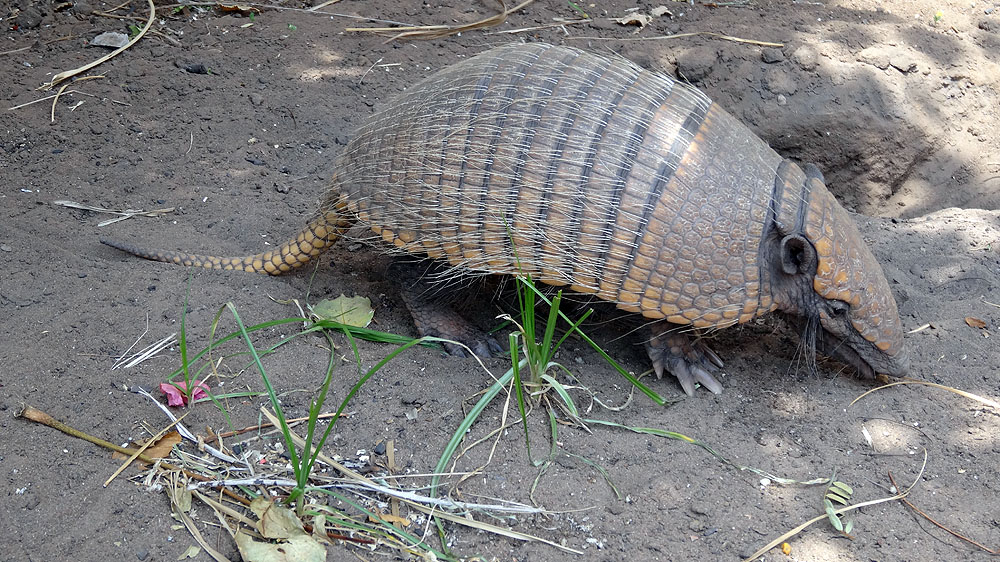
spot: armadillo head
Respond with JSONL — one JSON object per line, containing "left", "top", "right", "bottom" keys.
{"left": 768, "top": 164, "right": 908, "bottom": 378}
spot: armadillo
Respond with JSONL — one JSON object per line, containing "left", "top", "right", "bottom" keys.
{"left": 102, "top": 42, "right": 909, "bottom": 395}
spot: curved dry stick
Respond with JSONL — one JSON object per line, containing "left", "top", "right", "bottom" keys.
{"left": 346, "top": 0, "right": 536, "bottom": 41}
{"left": 15, "top": 404, "right": 249, "bottom": 504}
{"left": 568, "top": 30, "right": 784, "bottom": 48}
{"left": 887, "top": 472, "right": 998, "bottom": 554}
{"left": 849, "top": 379, "right": 1000, "bottom": 410}
{"left": 40, "top": 0, "right": 154, "bottom": 90}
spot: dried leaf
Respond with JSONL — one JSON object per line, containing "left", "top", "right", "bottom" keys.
{"left": 310, "top": 513, "right": 332, "bottom": 545}
{"left": 965, "top": 316, "right": 987, "bottom": 329}
{"left": 251, "top": 497, "right": 306, "bottom": 540}
{"left": 234, "top": 532, "right": 325, "bottom": 562}
{"left": 172, "top": 483, "right": 193, "bottom": 513}
{"left": 369, "top": 512, "right": 411, "bottom": 527}
{"left": 176, "top": 545, "right": 201, "bottom": 559}
{"left": 239, "top": 500, "right": 324, "bottom": 562}
{"left": 312, "top": 294, "right": 374, "bottom": 327}
{"left": 90, "top": 32, "right": 129, "bottom": 49}
{"left": 650, "top": 6, "right": 674, "bottom": 18}
{"left": 217, "top": 3, "right": 260, "bottom": 14}
{"left": 145, "top": 430, "right": 182, "bottom": 459}
{"left": 615, "top": 13, "right": 652, "bottom": 29}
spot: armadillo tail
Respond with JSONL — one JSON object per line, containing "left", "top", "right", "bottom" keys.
{"left": 101, "top": 210, "right": 352, "bottom": 275}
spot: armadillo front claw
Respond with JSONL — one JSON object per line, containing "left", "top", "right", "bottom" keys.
{"left": 442, "top": 333, "right": 505, "bottom": 359}
{"left": 687, "top": 361, "right": 724, "bottom": 395}
{"left": 701, "top": 345, "right": 725, "bottom": 370}
{"left": 646, "top": 325, "right": 724, "bottom": 396}
{"left": 660, "top": 357, "right": 723, "bottom": 396}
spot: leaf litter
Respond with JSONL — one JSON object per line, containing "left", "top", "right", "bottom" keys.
{"left": 16, "top": 390, "right": 572, "bottom": 559}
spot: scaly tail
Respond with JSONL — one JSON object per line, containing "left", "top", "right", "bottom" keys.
{"left": 101, "top": 205, "right": 353, "bottom": 275}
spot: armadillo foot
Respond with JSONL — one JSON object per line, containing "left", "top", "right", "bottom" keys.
{"left": 645, "top": 323, "right": 725, "bottom": 396}
{"left": 390, "top": 260, "right": 504, "bottom": 358}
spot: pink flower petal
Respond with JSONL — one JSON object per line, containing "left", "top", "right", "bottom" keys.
{"left": 190, "top": 380, "right": 210, "bottom": 401}
{"left": 159, "top": 382, "right": 185, "bottom": 406}
{"left": 159, "top": 380, "right": 211, "bottom": 406}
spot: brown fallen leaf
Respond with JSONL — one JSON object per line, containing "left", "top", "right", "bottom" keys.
{"left": 112, "top": 430, "right": 182, "bottom": 460}
{"left": 217, "top": 3, "right": 260, "bottom": 15}
{"left": 615, "top": 13, "right": 652, "bottom": 29}
{"left": 965, "top": 317, "right": 987, "bottom": 329}
{"left": 369, "top": 510, "right": 411, "bottom": 527}
{"left": 146, "top": 430, "right": 183, "bottom": 458}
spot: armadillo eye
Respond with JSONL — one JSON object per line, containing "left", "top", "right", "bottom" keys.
{"left": 828, "top": 299, "right": 850, "bottom": 316}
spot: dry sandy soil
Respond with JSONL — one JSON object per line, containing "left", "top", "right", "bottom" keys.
{"left": 2, "top": 0, "right": 999, "bottom": 560}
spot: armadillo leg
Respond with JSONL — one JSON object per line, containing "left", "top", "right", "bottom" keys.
{"left": 645, "top": 322, "right": 725, "bottom": 395}
{"left": 390, "top": 261, "right": 504, "bottom": 358}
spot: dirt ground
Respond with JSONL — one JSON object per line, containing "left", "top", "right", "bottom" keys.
{"left": 2, "top": 0, "right": 999, "bottom": 560}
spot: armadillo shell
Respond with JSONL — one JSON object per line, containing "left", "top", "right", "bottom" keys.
{"left": 325, "top": 43, "right": 785, "bottom": 329}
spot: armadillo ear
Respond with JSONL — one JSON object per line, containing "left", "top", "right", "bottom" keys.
{"left": 780, "top": 234, "right": 817, "bottom": 275}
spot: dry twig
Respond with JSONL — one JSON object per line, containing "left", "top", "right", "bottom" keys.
{"left": 568, "top": 30, "right": 784, "bottom": 48}
{"left": 7, "top": 90, "right": 130, "bottom": 112}
{"left": 17, "top": 404, "right": 252, "bottom": 505}
{"left": 850, "top": 380, "right": 1000, "bottom": 411}
{"left": 346, "top": 0, "right": 535, "bottom": 41}
{"left": 888, "top": 471, "right": 998, "bottom": 554}
{"left": 53, "top": 200, "right": 175, "bottom": 226}
{"left": 104, "top": 412, "right": 189, "bottom": 487}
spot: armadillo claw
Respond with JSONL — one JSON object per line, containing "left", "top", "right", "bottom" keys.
{"left": 691, "top": 364, "right": 723, "bottom": 395}
{"left": 442, "top": 333, "right": 505, "bottom": 359}
{"left": 667, "top": 358, "right": 697, "bottom": 396}
{"left": 646, "top": 325, "right": 725, "bottom": 396}
{"left": 701, "top": 346, "right": 725, "bottom": 370}
{"left": 664, "top": 358, "right": 723, "bottom": 396}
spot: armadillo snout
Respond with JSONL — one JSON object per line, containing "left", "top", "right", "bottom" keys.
{"left": 804, "top": 178, "right": 907, "bottom": 376}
